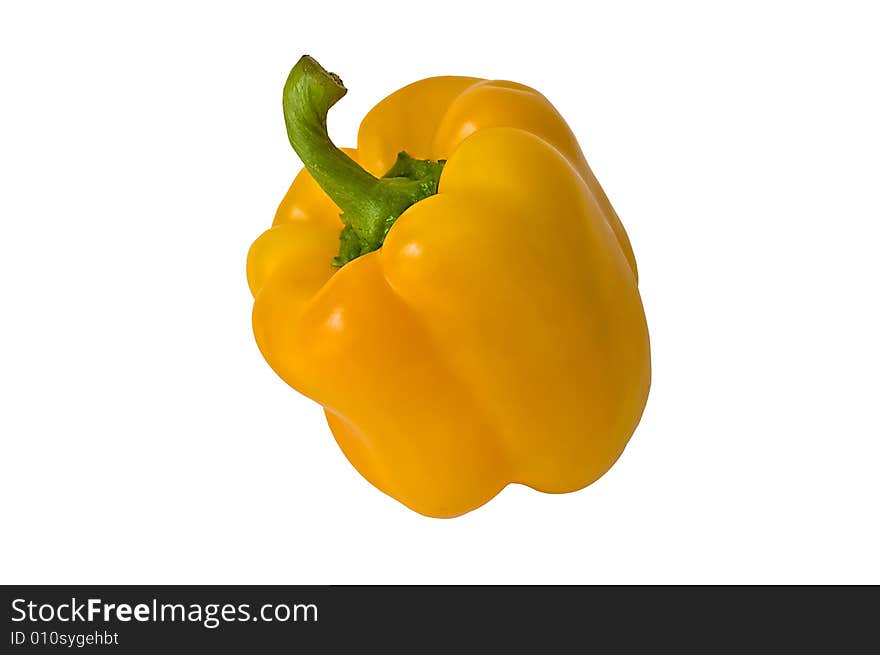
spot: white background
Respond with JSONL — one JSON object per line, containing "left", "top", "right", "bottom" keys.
{"left": 1, "top": 1, "right": 878, "bottom": 584}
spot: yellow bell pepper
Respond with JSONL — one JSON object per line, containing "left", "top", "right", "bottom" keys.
{"left": 247, "top": 56, "right": 651, "bottom": 518}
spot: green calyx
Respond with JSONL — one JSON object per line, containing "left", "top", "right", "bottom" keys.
{"left": 282, "top": 55, "right": 445, "bottom": 267}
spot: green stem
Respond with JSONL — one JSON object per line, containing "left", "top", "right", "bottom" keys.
{"left": 283, "top": 56, "right": 445, "bottom": 266}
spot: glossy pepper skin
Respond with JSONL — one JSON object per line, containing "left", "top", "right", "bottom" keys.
{"left": 247, "top": 57, "right": 650, "bottom": 518}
